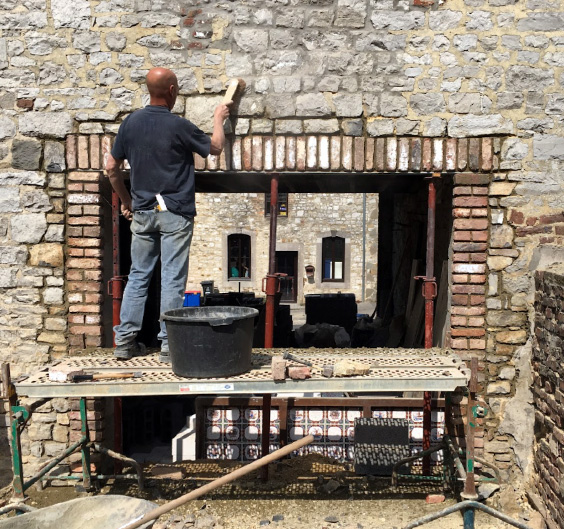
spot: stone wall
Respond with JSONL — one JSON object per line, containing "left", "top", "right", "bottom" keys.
{"left": 532, "top": 267, "right": 564, "bottom": 528}
{"left": 0, "top": 0, "right": 563, "bottom": 499}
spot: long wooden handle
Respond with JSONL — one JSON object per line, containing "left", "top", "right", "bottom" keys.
{"left": 91, "top": 373, "right": 135, "bottom": 380}
{"left": 121, "top": 434, "right": 314, "bottom": 529}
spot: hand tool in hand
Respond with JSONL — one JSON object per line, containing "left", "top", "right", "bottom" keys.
{"left": 282, "top": 351, "right": 313, "bottom": 367}
{"left": 222, "top": 78, "right": 246, "bottom": 104}
{"left": 68, "top": 371, "right": 143, "bottom": 383}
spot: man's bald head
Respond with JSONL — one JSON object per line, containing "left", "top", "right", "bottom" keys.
{"left": 146, "top": 68, "right": 178, "bottom": 109}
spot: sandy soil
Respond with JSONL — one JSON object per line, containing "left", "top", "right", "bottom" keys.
{"left": 0, "top": 455, "right": 534, "bottom": 529}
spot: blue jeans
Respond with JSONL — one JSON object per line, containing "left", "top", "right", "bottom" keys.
{"left": 114, "top": 210, "right": 193, "bottom": 349}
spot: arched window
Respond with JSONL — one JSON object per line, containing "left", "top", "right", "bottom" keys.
{"left": 322, "top": 236, "right": 345, "bottom": 282}
{"left": 227, "top": 234, "right": 251, "bottom": 279}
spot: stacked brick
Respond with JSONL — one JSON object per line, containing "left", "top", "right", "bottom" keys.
{"left": 195, "top": 136, "right": 497, "bottom": 174}
{"left": 65, "top": 135, "right": 105, "bottom": 351}
{"left": 532, "top": 268, "right": 564, "bottom": 528}
{"left": 449, "top": 174, "right": 489, "bottom": 360}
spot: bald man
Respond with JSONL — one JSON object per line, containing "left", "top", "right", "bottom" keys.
{"left": 106, "top": 67, "right": 231, "bottom": 362}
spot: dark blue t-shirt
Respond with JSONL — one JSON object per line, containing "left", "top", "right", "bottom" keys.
{"left": 111, "top": 105, "right": 211, "bottom": 217}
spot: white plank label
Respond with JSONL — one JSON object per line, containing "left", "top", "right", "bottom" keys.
{"left": 179, "top": 383, "right": 234, "bottom": 393}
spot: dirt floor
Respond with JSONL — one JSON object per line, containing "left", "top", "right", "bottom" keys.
{"left": 0, "top": 454, "right": 536, "bottom": 529}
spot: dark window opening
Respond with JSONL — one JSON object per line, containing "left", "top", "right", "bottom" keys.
{"left": 265, "top": 193, "right": 288, "bottom": 217}
{"left": 228, "top": 234, "right": 251, "bottom": 279}
{"left": 322, "top": 236, "right": 345, "bottom": 282}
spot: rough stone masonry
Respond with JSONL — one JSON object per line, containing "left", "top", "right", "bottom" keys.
{"left": 0, "top": 0, "right": 564, "bottom": 518}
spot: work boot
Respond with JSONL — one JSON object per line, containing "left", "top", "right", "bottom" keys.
{"left": 159, "top": 344, "right": 170, "bottom": 364}
{"left": 114, "top": 341, "right": 146, "bottom": 360}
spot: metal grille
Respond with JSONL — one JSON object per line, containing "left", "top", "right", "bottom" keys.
{"left": 15, "top": 348, "right": 470, "bottom": 397}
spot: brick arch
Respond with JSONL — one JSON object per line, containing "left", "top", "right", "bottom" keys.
{"left": 63, "top": 133, "right": 497, "bottom": 353}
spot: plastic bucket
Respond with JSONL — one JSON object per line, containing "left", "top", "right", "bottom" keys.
{"left": 162, "top": 306, "right": 259, "bottom": 378}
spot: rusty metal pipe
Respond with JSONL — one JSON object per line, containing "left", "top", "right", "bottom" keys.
{"left": 264, "top": 174, "right": 279, "bottom": 349}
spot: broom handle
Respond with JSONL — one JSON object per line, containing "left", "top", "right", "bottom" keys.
{"left": 121, "top": 434, "right": 315, "bottom": 529}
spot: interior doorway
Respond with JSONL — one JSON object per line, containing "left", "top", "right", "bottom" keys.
{"left": 275, "top": 251, "right": 298, "bottom": 303}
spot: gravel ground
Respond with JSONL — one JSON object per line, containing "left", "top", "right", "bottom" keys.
{"left": 0, "top": 455, "right": 536, "bottom": 529}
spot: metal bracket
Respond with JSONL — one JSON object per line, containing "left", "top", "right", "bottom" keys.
{"left": 414, "top": 275, "right": 437, "bottom": 300}
{"left": 107, "top": 275, "right": 127, "bottom": 296}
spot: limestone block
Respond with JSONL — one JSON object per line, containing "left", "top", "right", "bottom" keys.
{"left": 176, "top": 69, "right": 198, "bottom": 95}
{"left": 333, "top": 93, "right": 362, "bottom": 117}
{"left": 52, "top": 0, "right": 90, "bottom": 29}
{"left": 0, "top": 187, "right": 21, "bottom": 213}
{"left": 28, "top": 422, "right": 53, "bottom": 441}
{"left": 486, "top": 311, "right": 527, "bottom": 327}
{"left": 487, "top": 381, "right": 511, "bottom": 395}
{"left": 225, "top": 54, "right": 253, "bottom": 77}
{"left": 19, "top": 112, "right": 73, "bottom": 139}
{"left": 186, "top": 95, "right": 221, "bottom": 133}
{"left": 99, "top": 67, "right": 123, "bottom": 85}
{"left": 423, "top": 117, "right": 447, "bottom": 137}
{"left": 234, "top": 29, "right": 268, "bottom": 53}
{"left": 534, "top": 134, "right": 564, "bottom": 160}
{"left": 44, "top": 141, "right": 66, "bottom": 173}
{"left": 429, "top": 10, "right": 463, "bottom": 31}
{"left": 371, "top": 11, "right": 424, "bottom": 31}
{"left": 490, "top": 225, "right": 514, "bottom": 249}
{"left": 0, "top": 68, "right": 36, "bottom": 89}
{"left": 110, "top": 88, "right": 134, "bottom": 110}
{"left": 506, "top": 66, "right": 554, "bottom": 91}
{"left": 29, "top": 243, "right": 63, "bottom": 267}
{"left": 275, "top": 119, "right": 302, "bottom": 134}
{"left": 342, "top": 119, "right": 364, "bottom": 136}
{"left": 39, "top": 62, "right": 66, "bottom": 85}
{"left": 517, "top": 12, "right": 564, "bottom": 31}
{"left": 21, "top": 190, "right": 52, "bottom": 213}
{"left": 44, "top": 441, "right": 67, "bottom": 457}
{"left": 73, "top": 32, "right": 101, "bottom": 53}
{"left": 0, "top": 269, "right": 17, "bottom": 288}
{"left": 367, "top": 119, "right": 394, "bottom": 136}
{"left": 52, "top": 425, "right": 69, "bottom": 443}
{"left": 252, "top": 119, "right": 273, "bottom": 133}
{"left": 272, "top": 77, "right": 300, "bottom": 93}
{"left": 12, "top": 140, "right": 42, "bottom": 171}
{"left": 488, "top": 256, "right": 514, "bottom": 271}
{"left": 496, "top": 330, "right": 527, "bottom": 344}
{"left": 546, "top": 94, "right": 564, "bottom": 114}
{"left": 0, "top": 115, "right": 16, "bottom": 140}
{"left": 411, "top": 93, "right": 446, "bottom": 115}
{"left": 234, "top": 118, "right": 250, "bottom": 135}
{"left": 106, "top": 32, "right": 127, "bottom": 51}
{"left": 43, "top": 287, "right": 64, "bottom": 305}
{"left": 497, "top": 93, "right": 523, "bottom": 110}
{"left": 45, "top": 224, "right": 64, "bottom": 242}
{"left": 501, "top": 138, "right": 528, "bottom": 161}
{"left": 0, "top": 245, "right": 28, "bottom": 264}
{"left": 448, "top": 114, "right": 513, "bottom": 138}
{"left": 296, "top": 93, "right": 331, "bottom": 117}
{"left": 499, "top": 367, "right": 516, "bottom": 380}
{"left": 490, "top": 182, "right": 517, "bottom": 196}
{"left": 10, "top": 213, "right": 47, "bottom": 243}
{"left": 304, "top": 119, "right": 339, "bottom": 134}
{"left": 334, "top": 0, "right": 367, "bottom": 28}
{"left": 380, "top": 92, "right": 407, "bottom": 117}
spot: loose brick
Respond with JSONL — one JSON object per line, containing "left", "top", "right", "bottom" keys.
{"left": 342, "top": 136, "right": 353, "bottom": 171}
{"left": 307, "top": 135, "right": 317, "bottom": 170}
{"left": 398, "top": 137, "right": 409, "bottom": 172}
{"left": 453, "top": 196, "right": 488, "bottom": 208}
{"left": 286, "top": 137, "right": 296, "bottom": 170}
{"left": 354, "top": 137, "right": 365, "bottom": 171}
{"left": 411, "top": 138, "right": 421, "bottom": 171}
{"left": 422, "top": 138, "right": 432, "bottom": 171}
{"left": 243, "top": 137, "right": 253, "bottom": 171}
{"left": 375, "top": 138, "right": 385, "bottom": 171}
{"left": 68, "top": 171, "right": 102, "bottom": 182}
{"left": 365, "top": 138, "right": 374, "bottom": 171}
{"left": 275, "top": 136, "right": 286, "bottom": 170}
{"left": 451, "top": 327, "right": 485, "bottom": 337}
{"left": 296, "top": 136, "right": 307, "bottom": 171}
{"left": 330, "top": 136, "right": 341, "bottom": 170}
{"left": 252, "top": 136, "right": 263, "bottom": 171}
